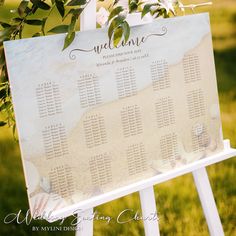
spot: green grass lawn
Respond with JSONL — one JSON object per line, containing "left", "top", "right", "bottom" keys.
{"left": 0, "top": 0, "right": 236, "bottom": 235}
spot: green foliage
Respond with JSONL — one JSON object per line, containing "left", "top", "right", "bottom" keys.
{"left": 67, "top": 0, "right": 87, "bottom": 6}
{"left": 108, "top": 6, "right": 124, "bottom": 21}
{"left": 142, "top": 3, "right": 155, "bottom": 18}
{"left": 31, "top": 0, "right": 51, "bottom": 11}
{"left": 107, "top": 5, "right": 129, "bottom": 46}
{"left": 55, "top": 0, "right": 65, "bottom": 17}
{"left": 129, "top": 0, "right": 140, "bottom": 12}
{"left": 25, "top": 19, "right": 43, "bottom": 25}
{"left": 17, "top": 1, "right": 29, "bottom": 17}
{"left": 48, "top": 24, "right": 69, "bottom": 33}
{"left": 63, "top": 30, "right": 75, "bottom": 49}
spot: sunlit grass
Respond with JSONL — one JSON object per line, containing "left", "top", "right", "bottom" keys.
{"left": 0, "top": 0, "right": 236, "bottom": 235}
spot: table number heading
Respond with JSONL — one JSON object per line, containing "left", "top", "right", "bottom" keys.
{"left": 69, "top": 26, "right": 168, "bottom": 58}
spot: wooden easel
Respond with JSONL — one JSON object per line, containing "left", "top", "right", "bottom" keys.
{"left": 48, "top": 1, "right": 236, "bottom": 235}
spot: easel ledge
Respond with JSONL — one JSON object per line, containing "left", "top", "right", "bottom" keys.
{"left": 48, "top": 139, "right": 236, "bottom": 223}
{"left": 50, "top": 141, "right": 235, "bottom": 236}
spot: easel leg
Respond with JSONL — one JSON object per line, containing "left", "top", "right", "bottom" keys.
{"left": 139, "top": 187, "right": 160, "bottom": 236}
{"left": 192, "top": 167, "right": 224, "bottom": 236}
{"left": 75, "top": 208, "right": 93, "bottom": 236}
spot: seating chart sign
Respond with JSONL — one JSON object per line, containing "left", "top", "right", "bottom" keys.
{"left": 4, "top": 13, "right": 223, "bottom": 219}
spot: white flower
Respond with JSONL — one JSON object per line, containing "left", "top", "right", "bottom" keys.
{"left": 141, "top": 0, "right": 157, "bottom": 4}
{"left": 116, "top": 0, "right": 129, "bottom": 10}
{"left": 118, "top": 9, "right": 128, "bottom": 19}
{"left": 159, "top": 0, "right": 175, "bottom": 14}
{"left": 96, "top": 7, "right": 110, "bottom": 27}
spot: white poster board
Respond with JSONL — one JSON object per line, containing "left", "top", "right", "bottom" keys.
{"left": 4, "top": 13, "right": 223, "bottom": 220}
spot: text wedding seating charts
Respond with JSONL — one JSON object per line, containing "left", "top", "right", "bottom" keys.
{"left": 4, "top": 13, "right": 223, "bottom": 219}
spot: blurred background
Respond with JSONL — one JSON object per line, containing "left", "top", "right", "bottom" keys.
{"left": 0, "top": 0, "right": 235, "bottom": 235}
